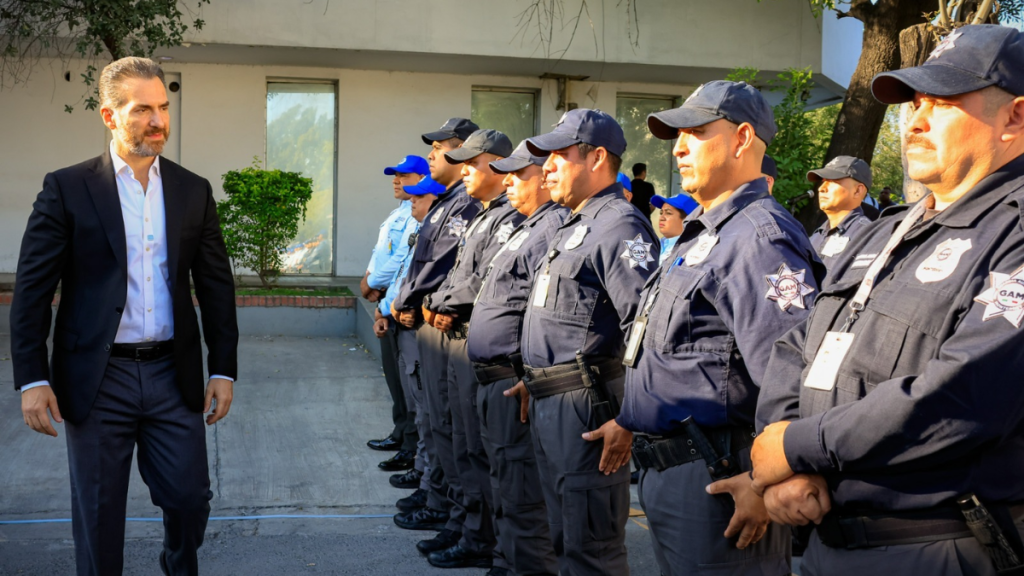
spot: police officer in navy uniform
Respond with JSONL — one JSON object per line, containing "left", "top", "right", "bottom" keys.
{"left": 421, "top": 129, "right": 526, "bottom": 570}
{"left": 753, "top": 24, "right": 1024, "bottom": 576}
{"left": 468, "top": 140, "right": 567, "bottom": 576}
{"left": 512, "top": 109, "right": 658, "bottom": 575}
{"left": 613, "top": 80, "right": 822, "bottom": 576}
{"left": 807, "top": 156, "right": 874, "bottom": 271}
{"left": 392, "top": 118, "right": 481, "bottom": 544}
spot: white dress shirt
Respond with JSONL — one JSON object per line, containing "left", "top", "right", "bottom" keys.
{"left": 21, "top": 142, "right": 230, "bottom": 392}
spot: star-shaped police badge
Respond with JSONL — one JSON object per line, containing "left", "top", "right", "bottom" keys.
{"left": 447, "top": 215, "right": 468, "bottom": 237}
{"left": 496, "top": 221, "right": 515, "bottom": 244}
{"left": 928, "top": 28, "right": 963, "bottom": 61}
{"left": 621, "top": 234, "right": 655, "bottom": 270}
{"left": 764, "top": 263, "right": 815, "bottom": 312}
{"left": 974, "top": 264, "right": 1024, "bottom": 328}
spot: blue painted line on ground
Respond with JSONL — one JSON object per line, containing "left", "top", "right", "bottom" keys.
{"left": 0, "top": 514, "right": 394, "bottom": 525}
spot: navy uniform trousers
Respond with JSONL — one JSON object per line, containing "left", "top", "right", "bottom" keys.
{"left": 417, "top": 323, "right": 467, "bottom": 530}
{"left": 478, "top": 375, "right": 558, "bottom": 575}
{"left": 380, "top": 321, "right": 417, "bottom": 451}
{"left": 396, "top": 326, "right": 434, "bottom": 494}
{"left": 65, "top": 354, "right": 212, "bottom": 576}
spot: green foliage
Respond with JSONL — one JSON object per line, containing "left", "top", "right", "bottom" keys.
{"left": 218, "top": 158, "right": 314, "bottom": 288}
{"left": 727, "top": 66, "right": 822, "bottom": 210}
{"left": 1, "top": 1, "right": 209, "bottom": 112}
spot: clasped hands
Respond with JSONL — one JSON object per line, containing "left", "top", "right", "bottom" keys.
{"left": 750, "top": 421, "right": 832, "bottom": 527}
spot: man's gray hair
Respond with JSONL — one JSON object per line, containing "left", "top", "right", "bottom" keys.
{"left": 98, "top": 57, "right": 165, "bottom": 109}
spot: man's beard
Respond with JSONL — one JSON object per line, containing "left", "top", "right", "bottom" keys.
{"left": 118, "top": 124, "right": 169, "bottom": 157}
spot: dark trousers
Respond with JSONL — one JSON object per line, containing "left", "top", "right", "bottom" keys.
{"left": 446, "top": 337, "right": 496, "bottom": 555}
{"left": 529, "top": 375, "right": 630, "bottom": 575}
{"left": 396, "top": 327, "right": 432, "bottom": 489}
{"left": 802, "top": 519, "right": 1024, "bottom": 576}
{"left": 417, "top": 324, "right": 464, "bottom": 527}
{"left": 637, "top": 448, "right": 790, "bottom": 576}
{"left": 479, "top": 376, "right": 558, "bottom": 575}
{"left": 380, "top": 322, "right": 417, "bottom": 451}
{"left": 65, "top": 355, "right": 212, "bottom": 576}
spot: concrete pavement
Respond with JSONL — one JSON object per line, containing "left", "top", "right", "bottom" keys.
{"left": 0, "top": 335, "right": 664, "bottom": 575}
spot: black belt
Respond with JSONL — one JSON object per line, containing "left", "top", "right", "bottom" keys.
{"left": 473, "top": 362, "right": 518, "bottom": 385}
{"left": 110, "top": 340, "right": 174, "bottom": 362}
{"left": 817, "top": 504, "right": 1024, "bottom": 549}
{"left": 447, "top": 321, "right": 470, "bottom": 340}
{"left": 632, "top": 425, "right": 756, "bottom": 472}
{"left": 522, "top": 357, "right": 624, "bottom": 399}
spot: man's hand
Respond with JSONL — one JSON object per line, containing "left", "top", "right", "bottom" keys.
{"left": 503, "top": 380, "right": 530, "bottom": 423}
{"left": 706, "top": 472, "right": 771, "bottom": 550}
{"left": 751, "top": 421, "right": 794, "bottom": 495}
{"left": 373, "top": 317, "right": 389, "bottom": 338}
{"left": 366, "top": 289, "right": 382, "bottom": 303}
{"left": 422, "top": 306, "right": 437, "bottom": 328}
{"left": 763, "top": 474, "right": 831, "bottom": 526}
{"left": 582, "top": 419, "right": 633, "bottom": 475}
{"left": 398, "top": 309, "right": 418, "bottom": 329}
{"left": 204, "top": 378, "right": 234, "bottom": 425}
{"left": 21, "top": 386, "right": 62, "bottom": 437}
{"left": 359, "top": 273, "right": 372, "bottom": 299}
{"left": 433, "top": 313, "right": 457, "bottom": 332}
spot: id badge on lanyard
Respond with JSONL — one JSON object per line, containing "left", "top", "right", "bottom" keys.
{"left": 623, "top": 286, "right": 660, "bottom": 367}
{"left": 804, "top": 199, "right": 929, "bottom": 391}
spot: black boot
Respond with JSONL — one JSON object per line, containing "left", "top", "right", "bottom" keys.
{"left": 390, "top": 468, "right": 422, "bottom": 489}
{"left": 416, "top": 528, "right": 461, "bottom": 555}
{"left": 428, "top": 545, "right": 493, "bottom": 569}
{"left": 396, "top": 488, "right": 427, "bottom": 512}
{"left": 366, "top": 436, "right": 401, "bottom": 451}
{"left": 378, "top": 449, "right": 416, "bottom": 471}
{"left": 393, "top": 506, "right": 449, "bottom": 531}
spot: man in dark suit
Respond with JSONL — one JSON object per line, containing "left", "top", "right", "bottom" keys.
{"left": 12, "top": 57, "right": 238, "bottom": 576}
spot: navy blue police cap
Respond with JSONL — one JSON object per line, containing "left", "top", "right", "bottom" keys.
{"left": 648, "top": 80, "right": 778, "bottom": 145}
{"left": 421, "top": 118, "right": 480, "bottom": 145}
{"left": 873, "top": 24, "right": 1024, "bottom": 104}
{"left": 404, "top": 176, "right": 447, "bottom": 196}
{"left": 761, "top": 155, "right": 778, "bottom": 180}
{"left": 490, "top": 140, "right": 547, "bottom": 174}
{"left": 808, "top": 155, "right": 873, "bottom": 189}
{"left": 526, "top": 108, "right": 627, "bottom": 157}
{"left": 651, "top": 193, "right": 699, "bottom": 215}
{"left": 444, "top": 129, "right": 514, "bottom": 164}
{"left": 383, "top": 155, "right": 429, "bottom": 176}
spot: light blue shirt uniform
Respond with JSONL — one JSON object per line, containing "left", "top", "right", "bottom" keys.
{"left": 379, "top": 218, "right": 421, "bottom": 317}
{"left": 366, "top": 200, "right": 412, "bottom": 289}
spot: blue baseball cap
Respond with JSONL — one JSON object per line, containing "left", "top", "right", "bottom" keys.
{"left": 384, "top": 155, "right": 429, "bottom": 176}
{"left": 648, "top": 81, "right": 778, "bottom": 145}
{"left": 403, "top": 176, "right": 446, "bottom": 196}
{"left": 421, "top": 117, "right": 480, "bottom": 145}
{"left": 617, "top": 172, "right": 633, "bottom": 192}
{"left": 761, "top": 155, "right": 778, "bottom": 180}
{"left": 651, "top": 194, "right": 699, "bottom": 215}
{"left": 490, "top": 140, "right": 546, "bottom": 174}
{"left": 526, "top": 108, "right": 627, "bottom": 157}
{"left": 873, "top": 25, "right": 1024, "bottom": 104}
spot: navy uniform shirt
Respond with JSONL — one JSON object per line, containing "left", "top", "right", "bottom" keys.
{"left": 617, "top": 179, "right": 823, "bottom": 434}
{"left": 521, "top": 184, "right": 658, "bottom": 368}
{"left": 430, "top": 193, "right": 525, "bottom": 319}
{"left": 468, "top": 201, "right": 569, "bottom": 364}
{"left": 758, "top": 153, "right": 1024, "bottom": 511}
{"left": 809, "top": 206, "right": 873, "bottom": 270}
{"left": 393, "top": 180, "right": 482, "bottom": 311}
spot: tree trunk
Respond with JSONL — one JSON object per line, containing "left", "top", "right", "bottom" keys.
{"left": 898, "top": 23, "right": 937, "bottom": 203}
{"left": 794, "top": 0, "right": 935, "bottom": 231}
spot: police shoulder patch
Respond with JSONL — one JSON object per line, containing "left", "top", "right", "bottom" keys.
{"left": 447, "top": 215, "right": 468, "bottom": 237}
{"left": 765, "top": 263, "right": 815, "bottom": 312}
{"left": 974, "top": 264, "right": 1024, "bottom": 328}
{"left": 496, "top": 221, "right": 515, "bottom": 244}
{"left": 620, "top": 234, "right": 655, "bottom": 270}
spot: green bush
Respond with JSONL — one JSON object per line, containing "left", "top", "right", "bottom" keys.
{"left": 218, "top": 158, "right": 314, "bottom": 288}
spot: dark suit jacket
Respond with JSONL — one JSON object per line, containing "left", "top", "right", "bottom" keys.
{"left": 630, "top": 179, "right": 655, "bottom": 219}
{"left": 10, "top": 151, "right": 238, "bottom": 423}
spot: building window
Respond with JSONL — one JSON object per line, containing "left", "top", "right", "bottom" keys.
{"left": 616, "top": 94, "right": 680, "bottom": 204}
{"left": 471, "top": 87, "right": 538, "bottom": 148}
{"left": 266, "top": 82, "right": 337, "bottom": 275}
